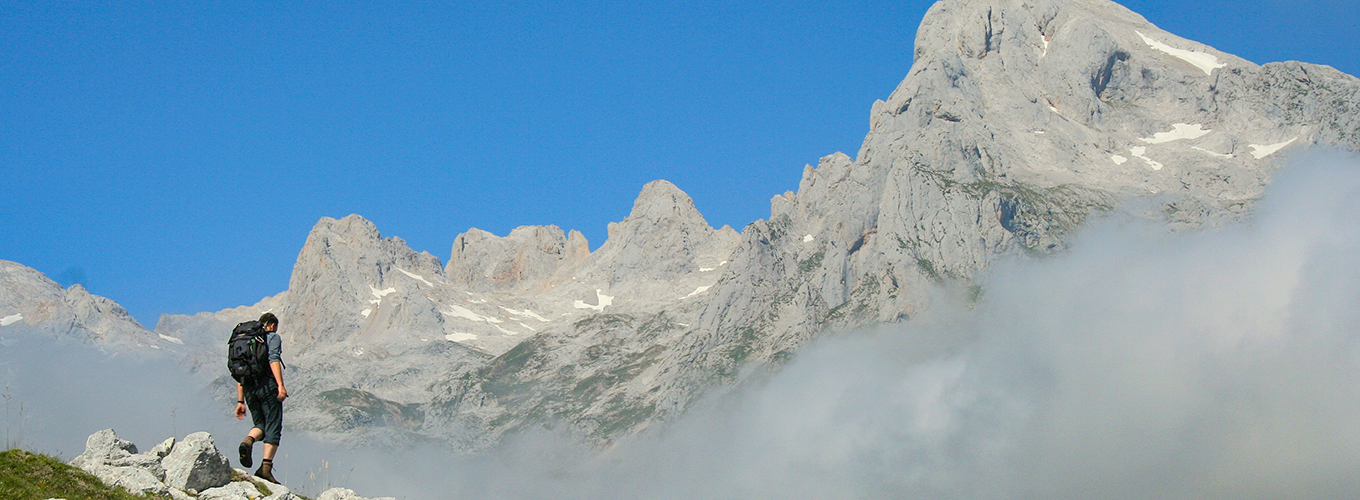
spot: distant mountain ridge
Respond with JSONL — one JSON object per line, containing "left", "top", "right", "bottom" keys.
{"left": 3, "top": 0, "right": 1357, "bottom": 449}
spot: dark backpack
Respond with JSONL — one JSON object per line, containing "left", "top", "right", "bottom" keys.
{"left": 227, "top": 321, "right": 271, "bottom": 386}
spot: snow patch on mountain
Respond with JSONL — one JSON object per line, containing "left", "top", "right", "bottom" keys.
{"left": 1250, "top": 138, "right": 1299, "bottom": 159}
{"left": 1129, "top": 146, "right": 1164, "bottom": 170}
{"left": 574, "top": 289, "right": 614, "bottom": 312}
{"left": 1137, "top": 31, "right": 1226, "bottom": 75}
{"left": 444, "top": 304, "right": 502, "bottom": 323}
{"left": 1194, "top": 147, "right": 1234, "bottom": 158}
{"left": 500, "top": 307, "right": 549, "bottom": 322}
{"left": 395, "top": 267, "right": 434, "bottom": 287}
{"left": 1140, "top": 123, "right": 1211, "bottom": 144}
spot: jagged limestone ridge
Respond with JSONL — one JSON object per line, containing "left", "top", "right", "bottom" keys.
{"left": 0, "top": 260, "right": 162, "bottom": 350}
{"left": 446, "top": 225, "right": 589, "bottom": 293}
{"left": 465, "top": 0, "right": 1360, "bottom": 442}
{"left": 422, "top": 180, "right": 742, "bottom": 447}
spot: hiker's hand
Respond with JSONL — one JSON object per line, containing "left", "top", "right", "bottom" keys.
{"left": 235, "top": 403, "right": 246, "bottom": 420}
{"left": 277, "top": 387, "right": 288, "bottom": 401}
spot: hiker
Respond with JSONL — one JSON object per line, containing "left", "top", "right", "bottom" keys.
{"left": 231, "top": 312, "right": 287, "bottom": 483}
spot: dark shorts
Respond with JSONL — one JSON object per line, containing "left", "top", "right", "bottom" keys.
{"left": 245, "top": 380, "right": 283, "bottom": 446}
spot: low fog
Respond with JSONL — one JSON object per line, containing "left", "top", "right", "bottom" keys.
{"left": 4, "top": 152, "right": 1358, "bottom": 499}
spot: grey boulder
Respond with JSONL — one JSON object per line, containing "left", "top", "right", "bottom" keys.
{"left": 68, "top": 428, "right": 138, "bottom": 471}
{"left": 89, "top": 466, "right": 170, "bottom": 497}
{"left": 67, "top": 429, "right": 171, "bottom": 496}
{"left": 161, "top": 431, "right": 232, "bottom": 492}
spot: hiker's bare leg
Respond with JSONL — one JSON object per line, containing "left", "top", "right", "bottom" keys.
{"left": 248, "top": 428, "right": 264, "bottom": 441}
{"left": 263, "top": 443, "right": 277, "bottom": 460}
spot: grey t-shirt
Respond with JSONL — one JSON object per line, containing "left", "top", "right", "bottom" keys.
{"left": 266, "top": 331, "right": 282, "bottom": 365}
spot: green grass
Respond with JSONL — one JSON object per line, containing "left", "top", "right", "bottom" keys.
{"left": 0, "top": 449, "right": 165, "bottom": 500}
{"left": 798, "top": 250, "right": 825, "bottom": 274}
{"left": 592, "top": 399, "right": 657, "bottom": 438}
{"left": 316, "top": 388, "right": 425, "bottom": 430}
{"left": 723, "top": 326, "right": 763, "bottom": 363}
{"left": 0, "top": 449, "right": 318, "bottom": 500}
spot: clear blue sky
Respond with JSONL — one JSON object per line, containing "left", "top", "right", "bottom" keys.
{"left": 2, "top": 0, "right": 1356, "bottom": 328}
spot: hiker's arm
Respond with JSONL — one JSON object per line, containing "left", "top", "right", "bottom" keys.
{"left": 266, "top": 331, "right": 285, "bottom": 401}
{"left": 235, "top": 383, "right": 246, "bottom": 419}
{"left": 271, "top": 361, "right": 287, "bottom": 401}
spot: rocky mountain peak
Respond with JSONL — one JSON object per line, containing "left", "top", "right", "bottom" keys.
{"left": 446, "top": 225, "right": 589, "bottom": 293}
{"left": 614, "top": 180, "right": 707, "bottom": 234}
{"left": 589, "top": 180, "right": 739, "bottom": 284}
{"left": 308, "top": 214, "right": 383, "bottom": 245}
{"left": 0, "top": 260, "right": 159, "bottom": 350}
{"left": 914, "top": 0, "right": 1154, "bottom": 63}
{"left": 678, "top": 0, "right": 1359, "bottom": 445}
{"left": 283, "top": 215, "right": 448, "bottom": 349}
{"left": 902, "top": 0, "right": 1254, "bottom": 143}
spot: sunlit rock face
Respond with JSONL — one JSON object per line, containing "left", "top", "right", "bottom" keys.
{"left": 0, "top": 260, "right": 162, "bottom": 351}
{"left": 668, "top": 0, "right": 1359, "bottom": 429}
{"left": 446, "top": 225, "right": 589, "bottom": 294}
{"left": 8, "top": 0, "right": 1357, "bottom": 450}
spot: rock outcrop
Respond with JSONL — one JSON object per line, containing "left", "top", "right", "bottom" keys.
{"left": 162, "top": 432, "right": 232, "bottom": 492}
{"left": 446, "top": 225, "right": 589, "bottom": 293}
{"left": 68, "top": 429, "right": 169, "bottom": 497}
{"left": 68, "top": 429, "right": 389, "bottom": 500}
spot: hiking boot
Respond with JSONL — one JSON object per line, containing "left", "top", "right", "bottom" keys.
{"left": 238, "top": 441, "right": 253, "bottom": 468}
{"left": 254, "top": 460, "right": 277, "bottom": 483}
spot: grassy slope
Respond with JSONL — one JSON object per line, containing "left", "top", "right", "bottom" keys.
{"left": 1, "top": 448, "right": 317, "bottom": 500}
{"left": 0, "top": 449, "right": 163, "bottom": 500}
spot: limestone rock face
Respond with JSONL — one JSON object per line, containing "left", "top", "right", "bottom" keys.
{"left": 69, "top": 428, "right": 139, "bottom": 470}
{"left": 660, "top": 0, "right": 1360, "bottom": 406}
{"left": 446, "top": 225, "right": 589, "bottom": 293}
{"left": 65, "top": 429, "right": 318, "bottom": 500}
{"left": 0, "top": 262, "right": 161, "bottom": 350}
{"left": 428, "top": 0, "right": 1359, "bottom": 447}
{"left": 69, "top": 429, "right": 169, "bottom": 497}
{"left": 281, "top": 215, "right": 449, "bottom": 350}
{"left": 199, "top": 478, "right": 300, "bottom": 500}
{"left": 197, "top": 482, "right": 264, "bottom": 500}
{"left": 585, "top": 180, "right": 740, "bottom": 286}
{"left": 161, "top": 432, "right": 232, "bottom": 492}
{"left": 93, "top": 466, "right": 170, "bottom": 497}
{"left": 157, "top": 180, "right": 741, "bottom": 448}
{"left": 148, "top": 437, "right": 176, "bottom": 459}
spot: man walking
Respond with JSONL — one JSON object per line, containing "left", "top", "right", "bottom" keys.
{"left": 232, "top": 312, "right": 287, "bottom": 483}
